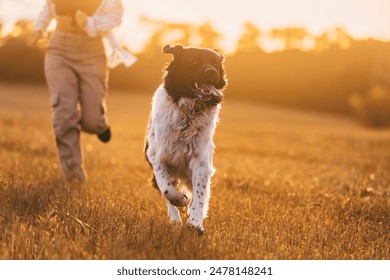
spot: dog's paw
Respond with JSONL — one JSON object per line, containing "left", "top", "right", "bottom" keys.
{"left": 187, "top": 223, "right": 204, "bottom": 236}
{"left": 168, "top": 194, "right": 188, "bottom": 207}
{"left": 187, "top": 217, "right": 204, "bottom": 236}
{"left": 195, "top": 226, "right": 204, "bottom": 236}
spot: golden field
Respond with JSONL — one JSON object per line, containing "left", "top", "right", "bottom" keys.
{"left": 0, "top": 83, "right": 389, "bottom": 260}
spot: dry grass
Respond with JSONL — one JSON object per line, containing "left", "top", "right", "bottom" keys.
{"left": 0, "top": 83, "right": 389, "bottom": 260}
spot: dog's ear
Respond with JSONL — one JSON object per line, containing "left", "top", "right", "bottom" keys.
{"left": 162, "top": 44, "right": 184, "bottom": 56}
{"left": 213, "top": 48, "right": 225, "bottom": 62}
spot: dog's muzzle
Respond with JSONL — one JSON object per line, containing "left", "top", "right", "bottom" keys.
{"left": 188, "top": 79, "right": 223, "bottom": 108}
{"left": 195, "top": 82, "right": 223, "bottom": 106}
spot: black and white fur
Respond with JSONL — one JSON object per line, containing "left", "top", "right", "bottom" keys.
{"left": 145, "top": 44, "right": 227, "bottom": 234}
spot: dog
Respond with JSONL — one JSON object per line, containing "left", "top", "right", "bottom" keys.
{"left": 145, "top": 44, "right": 227, "bottom": 234}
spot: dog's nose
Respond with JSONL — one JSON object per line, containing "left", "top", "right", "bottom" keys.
{"left": 204, "top": 66, "right": 219, "bottom": 81}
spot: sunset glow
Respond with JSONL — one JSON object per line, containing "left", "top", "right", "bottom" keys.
{"left": 1, "top": 0, "right": 390, "bottom": 52}
{"left": 1, "top": 0, "right": 390, "bottom": 266}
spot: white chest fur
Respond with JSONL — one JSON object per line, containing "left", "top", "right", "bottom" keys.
{"left": 147, "top": 85, "right": 220, "bottom": 174}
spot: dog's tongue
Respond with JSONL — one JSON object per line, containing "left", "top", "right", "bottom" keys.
{"left": 197, "top": 83, "right": 223, "bottom": 104}
{"left": 198, "top": 83, "right": 216, "bottom": 93}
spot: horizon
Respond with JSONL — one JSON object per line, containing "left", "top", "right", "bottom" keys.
{"left": 1, "top": 0, "right": 390, "bottom": 52}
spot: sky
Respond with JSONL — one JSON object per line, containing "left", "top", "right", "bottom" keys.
{"left": 0, "top": 0, "right": 390, "bottom": 52}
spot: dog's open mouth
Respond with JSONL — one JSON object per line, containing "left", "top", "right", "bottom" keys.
{"left": 189, "top": 82, "right": 223, "bottom": 105}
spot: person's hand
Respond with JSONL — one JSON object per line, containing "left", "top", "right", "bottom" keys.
{"left": 75, "top": 10, "right": 88, "bottom": 29}
{"left": 28, "top": 30, "right": 43, "bottom": 47}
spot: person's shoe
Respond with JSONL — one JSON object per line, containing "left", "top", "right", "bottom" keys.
{"left": 97, "top": 127, "right": 111, "bottom": 143}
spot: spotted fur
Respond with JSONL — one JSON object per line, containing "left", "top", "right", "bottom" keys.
{"left": 145, "top": 44, "right": 227, "bottom": 234}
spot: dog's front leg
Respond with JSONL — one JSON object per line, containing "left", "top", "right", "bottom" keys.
{"left": 165, "top": 199, "right": 182, "bottom": 224}
{"left": 188, "top": 159, "right": 212, "bottom": 234}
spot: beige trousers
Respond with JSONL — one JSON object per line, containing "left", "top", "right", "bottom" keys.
{"left": 45, "top": 31, "right": 109, "bottom": 181}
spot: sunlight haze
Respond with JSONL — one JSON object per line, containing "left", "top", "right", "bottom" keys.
{"left": 0, "top": 0, "right": 389, "bottom": 52}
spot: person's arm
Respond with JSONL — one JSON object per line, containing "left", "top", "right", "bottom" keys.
{"left": 29, "top": 1, "right": 53, "bottom": 46}
{"left": 33, "top": 1, "right": 53, "bottom": 31}
{"left": 76, "top": 0, "right": 123, "bottom": 38}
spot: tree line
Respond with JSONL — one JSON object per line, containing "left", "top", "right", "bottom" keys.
{"left": 1, "top": 19, "right": 390, "bottom": 126}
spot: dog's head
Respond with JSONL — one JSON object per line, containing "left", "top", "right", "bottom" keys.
{"left": 163, "top": 44, "right": 227, "bottom": 105}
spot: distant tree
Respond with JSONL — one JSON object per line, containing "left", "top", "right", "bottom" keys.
{"left": 166, "top": 23, "right": 192, "bottom": 46}
{"left": 314, "top": 28, "right": 354, "bottom": 52}
{"left": 332, "top": 27, "right": 353, "bottom": 49}
{"left": 271, "top": 27, "right": 309, "bottom": 50}
{"left": 141, "top": 17, "right": 193, "bottom": 54}
{"left": 142, "top": 27, "right": 166, "bottom": 55}
{"left": 314, "top": 31, "right": 332, "bottom": 51}
{"left": 198, "top": 22, "right": 220, "bottom": 49}
{"left": 236, "top": 22, "right": 262, "bottom": 53}
{"left": 316, "top": 28, "right": 353, "bottom": 51}
{"left": 11, "top": 20, "right": 33, "bottom": 38}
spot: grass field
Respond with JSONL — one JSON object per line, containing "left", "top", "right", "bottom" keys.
{"left": 0, "top": 83, "right": 389, "bottom": 260}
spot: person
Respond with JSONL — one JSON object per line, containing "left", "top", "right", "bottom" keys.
{"left": 30, "top": 0, "right": 136, "bottom": 182}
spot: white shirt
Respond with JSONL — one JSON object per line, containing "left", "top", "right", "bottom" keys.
{"left": 33, "top": 0, "right": 137, "bottom": 68}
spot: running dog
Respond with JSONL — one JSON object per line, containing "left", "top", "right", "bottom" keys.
{"left": 145, "top": 44, "right": 227, "bottom": 234}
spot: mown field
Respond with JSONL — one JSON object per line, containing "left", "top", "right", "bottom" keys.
{"left": 0, "top": 83, "right": 389, "bottom": 260}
